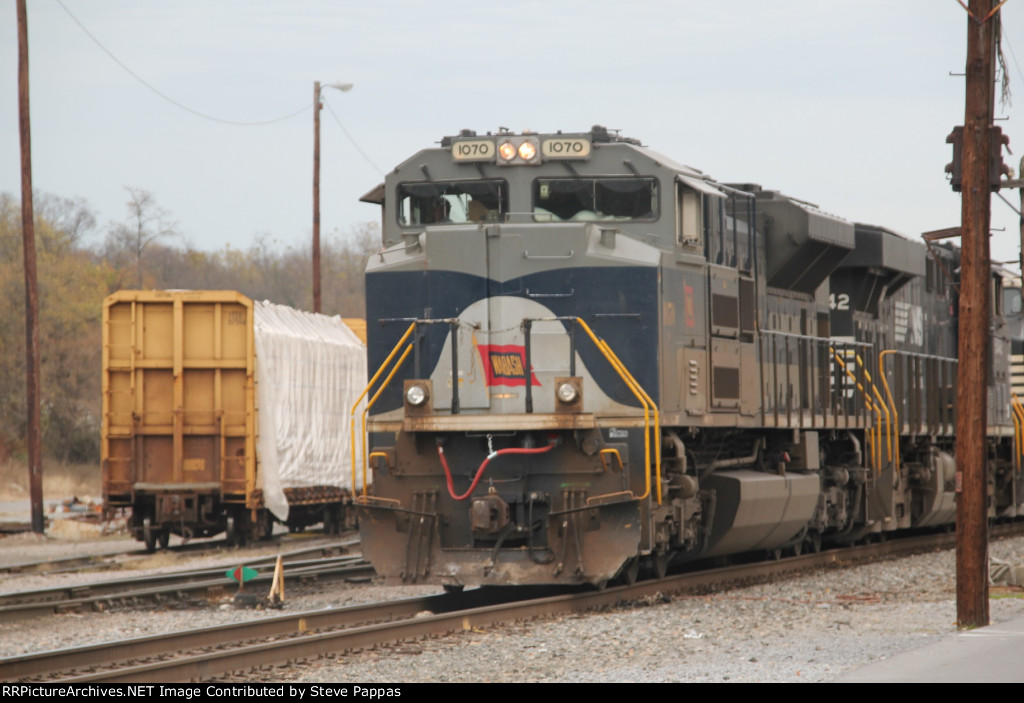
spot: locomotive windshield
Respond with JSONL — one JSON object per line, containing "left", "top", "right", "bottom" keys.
{"left": 532, "top": 176, "right": 658, "bottom": 222}
{"left": 398, "top": 179, "right": 508, "bottom": 226}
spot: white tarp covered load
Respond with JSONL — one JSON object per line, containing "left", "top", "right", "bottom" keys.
{"left": 253, "top": 301, "right": 367, "bottom": 521}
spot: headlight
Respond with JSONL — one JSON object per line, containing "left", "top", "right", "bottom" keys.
{"left": 518, "top": 141, "right": 538, "bottom": 161}
{"left": 498, "top": 141, "right": 517, "bottom": 161}
{"left": 406, "top": 384, "right": 429, "bottom": 406}
{"left": 556, "top": 382, "right": 579, "bottom": 404}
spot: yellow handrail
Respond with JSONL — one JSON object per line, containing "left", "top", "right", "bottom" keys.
{"left": 878, "top": 350, "right": 902, "bottom": 473}
{"left": 574, "top": 318, "right": 662, "bottom": 504}
{"left": 360, "top": 344, "right": 414, "bottom": 494}
{"left": 1012, "top": 394, "right": 1024, "bottom": 474}
{"left": 831, "top": 348, "right": 881, "bottom": 473}
{"left": 591, "top": 341, "right": 651, "bottom": 499}
{"left": 368, "top": 451, "right": 392, "bottom": 469}
{"left": 1011, "top": 399, "right": 1019, "bottom": 474}
{"left": 350, "top": 322, "right": 416, "bottom": 496}
{"left": 597, "top": 338, "right": 663, "bottom": 501}
{"left": 1011, "top": 398, "right": 1021, "bottom": 474}
{"left": 599, "top": 447, "right": 625, "bottom": 472}
{"left": 598, "top": 338, "right": 661, "bottom": 502}
{"left": 854, "top": 353, "right": 893, "bottom": 470}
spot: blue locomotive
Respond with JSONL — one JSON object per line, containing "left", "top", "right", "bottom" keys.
{"left": 354, "top": 126, "right": 1024, "bottom": 587}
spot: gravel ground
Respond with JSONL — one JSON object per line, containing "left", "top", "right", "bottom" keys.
{"left": 2, "top": 522, "right": 1023, "bottom": 683}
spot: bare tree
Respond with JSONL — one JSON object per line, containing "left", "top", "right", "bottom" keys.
{"left": 34, "top": 192, "right": 95, "bottom": 249}
{"left": 106, "top": 187, "right": 178, "bottom": 288}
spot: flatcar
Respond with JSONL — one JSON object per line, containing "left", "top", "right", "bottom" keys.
{"left": 354, "top": 125, "right": 1024, "bottom": 587}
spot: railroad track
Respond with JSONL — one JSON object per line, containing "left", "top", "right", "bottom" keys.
{"left": 0, "top": 542, "right": 369, "bottom": 623}
{"left": 4, "top": 528, "right": 1001, "bottom": 683}
{"left": 0, "top": 534, "right": 357, "bottom": 575}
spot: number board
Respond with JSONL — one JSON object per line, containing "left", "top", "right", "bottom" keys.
{"left": 452, "top": 139, "right": 495, "bottom": 162}
{"left": 541, "top": 137, "right": 591, "bottom": 160}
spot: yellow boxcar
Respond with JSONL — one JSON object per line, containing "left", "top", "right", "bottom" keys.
{"left": 102, "top": 290, "right": 366, "bottom": 549}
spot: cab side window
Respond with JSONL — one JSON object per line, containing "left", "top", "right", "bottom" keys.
{"left": 677, "top": 186, "right": 701, "bottom": 248}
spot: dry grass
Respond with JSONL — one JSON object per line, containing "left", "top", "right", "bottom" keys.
{"left": 0, "top": 460, "right": 101, "bottom": 501}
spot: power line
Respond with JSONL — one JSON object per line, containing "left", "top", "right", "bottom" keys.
{"left": 55, "top": 1, "right": 386, "bottom": 177}
{"left": 55, "top": 0, "right": 309, "bottom": 126}
{"left": 324, "top": 100, "right": 386, "bottom": 177}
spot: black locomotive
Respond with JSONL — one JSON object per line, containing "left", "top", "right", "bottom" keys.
{"left": 353, "top": 126, "right": 1024, "bottom": 587}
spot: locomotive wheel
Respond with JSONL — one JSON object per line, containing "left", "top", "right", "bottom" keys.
{"left": 646, "top": 550, "right": 670, "bottom": 579}
{"left": 807, "top": 531, "right": 822, "bottom": 554}
{"left": 143, "top": 517, "right": 157, "bottom": 553}
{"left": 618, "top": 556, "right": 640, "bottom": 586}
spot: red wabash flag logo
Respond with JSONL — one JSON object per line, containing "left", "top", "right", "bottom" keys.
{"left": 477, "top": 344, "right": 541, "bottom": 387}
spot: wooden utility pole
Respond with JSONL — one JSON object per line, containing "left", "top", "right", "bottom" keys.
{"left": 313, "top": 81, "right": 323, "bottom": 314}
{"left": 17, "top": 0, "right": 43, "bottom": 534}
{"left": 955, "top": 0, "right": 999, "bottom": 629}
{"left": 311, "top": 81, "right": 353, "bottom": 314}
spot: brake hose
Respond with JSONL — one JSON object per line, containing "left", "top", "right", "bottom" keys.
{"left": 436, "top": 442, "right": 556, "bottom": 501}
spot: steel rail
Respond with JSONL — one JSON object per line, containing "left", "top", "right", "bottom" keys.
{"left": 2, "top": 551, "right": 363, "bottom": 603}
{"left": 0, "top": 536, "right": 359, "bottom": 575}
{"left": 0, "top": 587, "right": 532, "bottom": 681}
{"left": 0, "top": 553, "right": 370, "bottom": 623}
{"left": 10, "top": 525, "right": 1023, "bottom": 683}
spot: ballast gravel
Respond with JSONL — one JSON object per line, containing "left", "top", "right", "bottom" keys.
{"left": 1, "top": 528, "right": 1023, "bottom": 683}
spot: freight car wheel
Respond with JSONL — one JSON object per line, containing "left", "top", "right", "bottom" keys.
{"left": 158, "top": 529, "right": 169, "bottom": 549}
{"left": 143, "top": 517, "right": 157, "bottom": 553}
{"left": 224, "top": 511, "right": 253, "bottom": 546}
{"left": 323, "top": 506, "right": 342, "bottom": 536}
{"left": 226, "top": 516, "right": 238, "bottom": 547}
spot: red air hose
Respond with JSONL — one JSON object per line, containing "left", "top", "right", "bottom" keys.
{"left": 437, "top": 442, "right": 556, "bottom": 501}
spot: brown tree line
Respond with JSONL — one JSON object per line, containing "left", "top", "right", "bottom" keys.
{"left": 0, "top": 189, "right": 380, "bottom": 465}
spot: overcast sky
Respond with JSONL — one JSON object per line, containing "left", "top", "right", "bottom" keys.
{"left": 4, "top": 1, "right": 1024, "bottom": 268}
